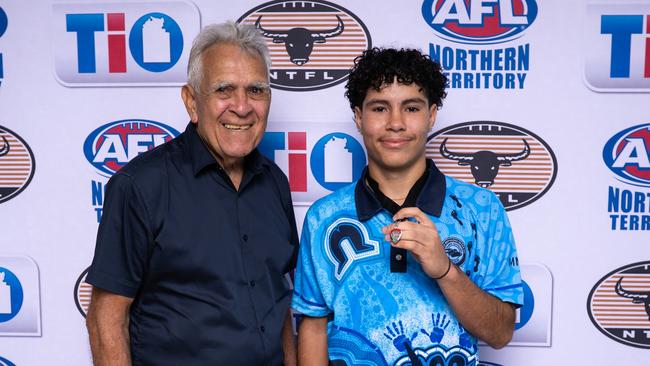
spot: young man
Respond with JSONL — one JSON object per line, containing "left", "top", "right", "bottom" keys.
{"left": 292, "top": 48, "right": 523, "bottom": 365}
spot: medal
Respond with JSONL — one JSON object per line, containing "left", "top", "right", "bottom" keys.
{"left": 390, "top": 226, "right": 402, "bottom": 244}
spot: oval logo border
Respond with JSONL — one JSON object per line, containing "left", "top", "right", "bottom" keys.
{"left": 587, "top": 261, "right": 650, "bottom": 350}
{"left": 427, "top": 121, "right": 558, "bottom": 211}
{"left": 421, "top": 0, "right": 538, "bottom": 45}
{"left": 236, "top": 0, "right": 373, "bottom": 92}
{"left": 74, "top": 267, "right": 90, "bottom": 318}
{"left": 602, "top": 123, "right": 650, "bottom": 188}
{"left": 0, "top": 125, "right": 36, "bottom": 204}
{"left": 83, "top": 119, "right": 180, "bottom": 177}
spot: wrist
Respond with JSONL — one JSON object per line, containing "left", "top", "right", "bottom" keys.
{"left": 433, "top": 257, "right": 452, "bottom": 280}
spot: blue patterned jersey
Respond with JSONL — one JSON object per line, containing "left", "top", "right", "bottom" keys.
{"left": 292, "top": 163, "right": 523, "bottom": 366}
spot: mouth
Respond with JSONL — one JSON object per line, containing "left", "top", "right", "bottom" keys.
{"left": 380, "top": 137, "right": 412, "bottom": 148}
{"left": 222, "top": 123, "right": 253, "bottom": 131}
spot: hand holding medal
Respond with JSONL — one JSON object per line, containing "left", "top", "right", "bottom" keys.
{"left": 382, "top": 207, "right": 453, "bottom": 280}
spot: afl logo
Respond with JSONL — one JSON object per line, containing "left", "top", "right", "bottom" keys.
{"left": 0, "top": 356, "right": 16, "bottom": 366}
{"left": 238, "top": 0, "right": 372, "bottom": 91}
{"left": 587, "top": 261, "right": 650, "bottom": 349}
{"left": 603, "top": 123, "right": 650, "bottom": 188}
{"left": 422, "top": 0, "right": 538, "bottom": 44}
{"left": 83, "top": 119, "right": 179, "bottom": 177}
{"left": 427, "top": 122, "right": 557, "bottom": 211}
{"left": 74, "top": 268, "right": 92, "bottom": 317}
{"left": 0, "top": 126, "right": 35, "bottom": 204}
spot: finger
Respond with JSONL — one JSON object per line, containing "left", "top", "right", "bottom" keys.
{"left": 386, "top": 235, "right": 421, "bottom": 253}
{"left": 393, "top": 207, "right": 435, "bottom": 228}
{"left": 384, "top": 228, "right": 430, "bottom": 249}
{"left": 388, "top": 221, "right": 441, "bottom": 248}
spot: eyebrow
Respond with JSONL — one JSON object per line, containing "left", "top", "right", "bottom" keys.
{"left": 207, "top": 81, "right": 270, "bottom": 91}
{"left": 364, "top": 97, "right": 428, "bottom": 106}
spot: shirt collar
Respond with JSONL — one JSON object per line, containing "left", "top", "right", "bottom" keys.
{"left": 355, "top": 159, "right": 446, "bottom": 221}
{"left": 184, "top": 122, "right": 267, "bottom": 177}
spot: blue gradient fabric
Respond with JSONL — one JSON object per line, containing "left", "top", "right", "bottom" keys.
{"left": 292, "top": 171, "right": 523, "bottom": 366}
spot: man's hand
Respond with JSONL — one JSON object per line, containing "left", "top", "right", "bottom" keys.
{"left": 382, "top": 207, "right": 516, "bottom": 349}
{"left": 86, "top": 287, "right": 133, "bottom": 366}
{"left": 381, "top": 207, "right": 449, "bottom": 279}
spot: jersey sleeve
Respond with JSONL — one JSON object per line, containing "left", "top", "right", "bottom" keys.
{"left": 291, "top": 211, "right": 331, "bottom": 317}
{"left": 472, "top": 191, "right": 524, "bottom": 308}
{"left": 86, "top": 173, "right": 152, "bottom": 298}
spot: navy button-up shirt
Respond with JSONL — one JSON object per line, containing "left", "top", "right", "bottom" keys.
{"left": 87, "top": 122, "right": 298, "bottom": 365}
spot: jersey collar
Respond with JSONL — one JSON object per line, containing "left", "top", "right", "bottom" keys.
{"left": 355, "top": 159, "right": 446, "bottom": 221}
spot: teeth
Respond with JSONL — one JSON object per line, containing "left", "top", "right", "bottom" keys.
{"left": 223, "top": 123, "right": 252, "bottom": 131}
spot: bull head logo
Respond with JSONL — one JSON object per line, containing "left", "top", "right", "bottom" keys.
{"left": 440, "top": 138, "right": 530, "bottom": 188}
{"left": 0, "top": 136, "right": 9, "bottom": 157}
{"left": 615, "top": 277, "right": 650, "bottom": 321}
{"left": 255, "top": 15, "right": 344, "bottom": 66}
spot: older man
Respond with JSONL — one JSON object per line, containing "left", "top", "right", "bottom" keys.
{"left": 293, "top": 48, "right": 523, "bottom": 365}
{"left": 85, "top": 22, "right": 298, "bottom": 365}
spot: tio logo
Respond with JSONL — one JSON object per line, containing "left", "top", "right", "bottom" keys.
{"left": 53, "top": 2, "right": 200, "bottom": 86}
{"left": 585, "top": 4, "right": 650, "bottom": 91}
{"left": 259, "top": 127, "right": 366, "bottom": 205}
{"left": 0, "top": 268, "right": 23, "bottom": 324}
{"left": 422, "top": 0, "right": 538, "bottom": 44}
{"left": 601, "top": 14, "right": 650, "bottom": 79}
{"left": 66, "top": 12, "right": 183, "bottom": 74}
{"left": 515, "top": 280, "right": 534, "bottom": 330}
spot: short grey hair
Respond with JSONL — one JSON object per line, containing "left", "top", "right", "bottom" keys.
{"left": 187, "top": 21, "right": 271, "bottom": 91}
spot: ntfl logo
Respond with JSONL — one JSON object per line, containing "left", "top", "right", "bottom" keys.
{"left": 83, "top": 119, "right": 179, "bottom": 177}
{"left": 585, "top": 4, "right": 650, "bottom": 91}
{"left": 603, "top": 123, "right": 650, "bottom": 187}
{"left": 53, "top": 1, "right": 200, "bottom": 86}
{"left": 74, "top": 268, "right": 91, "bottom": 317}
{"left": 422, "top": 0, "right": 538, "bottom": 44}
{"left": 588, "top": 261, "right": 650, "bottom": 349}
{"left": 427, "top": 122, "right": 557, "bottom": 211}
{"left": 259, "top": 123, "right": 366, "bottom": 205}
{"left": 0, "top": 126, "right": 35, "bottom": 204}
{"left": 238, "top": 0, "right": 372, "bottom": 91}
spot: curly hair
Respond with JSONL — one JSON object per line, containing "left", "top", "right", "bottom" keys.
{"left": 345, "top": 47, "right": 447, "bottom": 110}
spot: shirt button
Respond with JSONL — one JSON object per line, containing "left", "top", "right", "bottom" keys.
{"left": 249, "top": 280, "right": 256, "bottom": 287}
{"left": 395, "top": 254, "right": 403, "bottom": 261}
{"left": 260, "top": 325, "right": 265, "bottom": 332}
{"left": 242, "top": 234, "right": 248, "bottom": 242}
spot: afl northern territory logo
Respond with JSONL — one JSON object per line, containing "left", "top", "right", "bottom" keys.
{"left": 422, "top": 0, "right": 538, "bottom": 44}
{"left": 588, "top": 261, "right": 650, "bottom": 349}
{"left": 83, "top": 119, "right": 179, "bottom": 177}
{"left": 74, "top": 268, "right": 92, "bottom": 317}
{"left": 238, "top": 0, "right": 371, "bottom": 91}
{"left": 0, "top": 126, "right": 35, "bottom": 204}
{"left": 427, "top": 122, "right": 557, "bottom": 210}
{"left": 603, "top": 123, "right": 650, "bottom": 187}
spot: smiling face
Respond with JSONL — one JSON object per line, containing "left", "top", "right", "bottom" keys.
{"left": 182, "top": 42, "right": 271, "bottom": 168}
{"left": 354, "top": 80, "right": 437, "bottom": 176}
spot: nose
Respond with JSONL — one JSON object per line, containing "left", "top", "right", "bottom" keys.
{"left": 387, "top": 109, "right": 406, "bottom": 131}
{"left": 229, "top": 89, "right": 253, "bottom": 117}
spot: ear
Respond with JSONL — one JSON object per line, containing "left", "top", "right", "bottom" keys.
{"left": 353, "top": 106, "right": 363, "bottom": 133}
{"left": 181, "top": 84, "right": 199, "bottom": 123}
{"left": 427, "top": 104, "right": 438, "bottom": 131}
